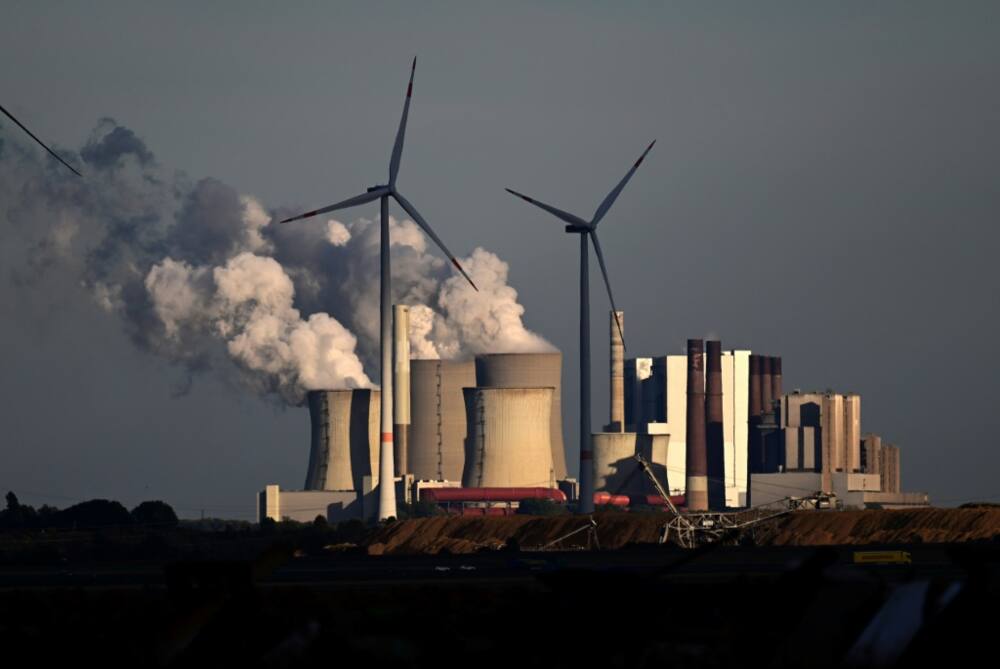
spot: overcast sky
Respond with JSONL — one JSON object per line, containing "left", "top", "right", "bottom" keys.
{"left": 2, "top": 2, "right": 998, "bottom": 518}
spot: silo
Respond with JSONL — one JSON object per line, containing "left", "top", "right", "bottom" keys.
{"left": 462, "top": 387, "right": 554, "bottom": 488}
{"left": 304, "top": 389, "right": 380, "bottom": 494}
{"left": 685, "top": 339, "right": 708, "bottom": 511}
{"left": 409, "top": 359, "right": 476, "bottom": 482}
{"left": 393, "top": 305, "right": 411, "bottom": 475}
{"left": 474, "top": 353, "right": 566, "bottom": 480}
{"left": 705, "top": 341, "right": 725, "bottom": 510}
{"left": 608, "top": 311, "right": 625, "bottom": 432}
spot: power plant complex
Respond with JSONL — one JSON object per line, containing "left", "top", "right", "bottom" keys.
{"left": 258, "top": 58, "right": 925, "bottom": 525}
{"left": 259, "top": 310, "right": 927, "bottom": 523}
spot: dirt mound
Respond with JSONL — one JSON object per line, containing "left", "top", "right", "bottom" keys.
{"left": 364, "top": 508, "right": 1000, "bottom": 555}
{"left": 366, "top": 513, "right": 666, "bottom": 555}
{"left": 759, "top": 508, "right": 1000, "bottom": 545}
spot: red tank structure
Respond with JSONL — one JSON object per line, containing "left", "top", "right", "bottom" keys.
{"left": 643, "top": 494, "right": 687, "bottom": 508}
{"left": 593, "top": 492, "right": 630, "bottom": 507}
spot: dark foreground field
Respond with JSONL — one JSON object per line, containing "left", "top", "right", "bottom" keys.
{"left": 1, "top": 533, "right": 998, "bottom": 668}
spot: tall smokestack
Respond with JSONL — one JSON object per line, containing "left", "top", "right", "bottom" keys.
{"left": 771, "top": 356, "right": 783, "bottom": 407}
{"left": 760, "top": 355, "right": 773, "bottom": 415}
{"left": 685, "top": 339, "right": 708, "bottom": 511}
{"left": 609, "top": 310, "right": 624, "bottom": 432}
{"left": 393, "top": 305, "right": 410, "bottom": 475}
{"left": 748, "top": 354, "right": 762, "bottom": 416}
{"left": 705, "top": 340, "right": 725, "bottom": 510}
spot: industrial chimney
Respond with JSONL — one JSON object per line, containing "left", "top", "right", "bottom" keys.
{"left": 685, "top": 339, "right": 708, "bottom": 511}
{"left": 609, "top": 310, "right": 624, "bottom": 432}
{"left": 760, "top": 355, "right": 773, "bottom": 415}
{"left": 705, "top": 340, "right": 725, "bottom": 510}
{"left": 771, "top": 356, "right": 783, "bottom": 406}
{"left": 393, "top": 305, "right": 411, "bottom": 475}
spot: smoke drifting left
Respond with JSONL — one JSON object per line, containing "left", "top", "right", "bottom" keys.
{"left": 1, "top": 119, "right": 552, "bottom": 404}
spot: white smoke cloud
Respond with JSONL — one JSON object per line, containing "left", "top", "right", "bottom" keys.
{"left": 434, "top": 247, "right": 556, "bottom": 356}
{"left": 145, "top": 253, "right": 371, "bottom": 401}
{"left": 325, "top": 220, "right": 350, "bottom": 246}
{"left": 407, "top": 303, "right": 440, "bottom": 359}
{"left": 2, "top": 120, "right": 553, "bottom": 403}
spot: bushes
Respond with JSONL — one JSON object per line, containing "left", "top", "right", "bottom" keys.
{"left": 131, "top": 501, "right": 179, "bottom": 528}
{"left": 517, "top": 499, "right": 568, "bottom": 516}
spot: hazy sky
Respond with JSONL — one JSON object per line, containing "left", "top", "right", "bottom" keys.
{"left": 2, "top": 2, "right": 998, "bottom": 518}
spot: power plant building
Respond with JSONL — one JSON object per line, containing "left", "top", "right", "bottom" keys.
{"left": 623, "top": 349, "right": 750, "bottom": 507}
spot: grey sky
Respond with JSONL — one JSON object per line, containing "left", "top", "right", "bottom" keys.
{"left": 2, "top": 2, "right": 998, "bottom": 517}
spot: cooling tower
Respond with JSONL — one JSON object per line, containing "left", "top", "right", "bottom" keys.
{"left": 462, "top": 387, "right": 555, "bottom": 488}
{"left": 592, "top": 432, "right": 670, "bottom": 496}
{"left": 705, "top": 341, "right": 725, "bottom": 510}
{"left": 304, "top": 389, "right": 380, "bottom": 494}
{"left": 685, "top": 339, "right": 708, "bottom": 511}
{"left": 609, "top": 310, "right": 624, "bottom": 432}
{"left": 409, "top": 359, "right": 476, "bottom": 482}
{"left": 474, "top": 353, "right": 566, "bottom": 480}
{"left": 393, "top": 305, "right": 411, "bottom": 475}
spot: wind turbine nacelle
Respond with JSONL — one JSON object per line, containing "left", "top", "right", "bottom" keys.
{"left": 367, "top": 185, "right": 387, "bottom": 193}
{"left": 564, "top": 224, "right": 590, "bottom": 234}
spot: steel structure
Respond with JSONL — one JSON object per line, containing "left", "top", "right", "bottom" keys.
{"left": 281, "top": 59, "right": 477, "bottom": 520}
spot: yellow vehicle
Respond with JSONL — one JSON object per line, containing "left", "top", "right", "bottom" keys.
{"left": 853, "top": 550, "right": 912, "bottom": 565}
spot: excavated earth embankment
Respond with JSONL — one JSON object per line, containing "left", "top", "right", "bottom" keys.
{"left": 364, "top": 508, "right": 1000, "bottom": 555}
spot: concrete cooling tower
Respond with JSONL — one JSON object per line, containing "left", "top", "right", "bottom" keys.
{"left": 409, "top": 359, "right": 477, "bottom": 482}
{"left": 462, "top": 387, "right": 555, "bottom": 488}
{"left": 474, "top": 353, "right": 567, "bottom": 480}
{"left": 592, "top": 432, "right": 670, "bottom": 496}
{"left": 304, "top": 389, "right": 380, "bottom": 493}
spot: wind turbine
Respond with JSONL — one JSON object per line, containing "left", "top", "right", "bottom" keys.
{"left": 506, "top": 140, "right": 654, "bottom": 513}
{"left": 281, "top": 58, "right": 477, "bottom": 521}
{"left": 1, "top": 104, "right": 82, "bottom": 176}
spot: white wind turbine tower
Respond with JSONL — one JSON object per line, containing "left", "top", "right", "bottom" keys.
{"left": 506, "top": 140, "right": 654, "bottom": 513}
{"left": 281, "top": 58, "right": 477, "bottom": 520}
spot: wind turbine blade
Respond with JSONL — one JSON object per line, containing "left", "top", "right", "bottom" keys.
{"left": 392, "top": 191, "right": 478, "bottom": 291}
{"left": 591, "top": 140, "right": 655, "bottom": 226}
{"left": 504, "top": 188, "right": 590, "bottom": 228}
{"left": 388, "top": 57, "right": 416, "bottom": 186}
{"left": 0, "top": 104, "right": 82, "bottom": 176}
{"left": 590, "top": 231, "right": 625, "bottom": 349}
{"left": 279, "top": 187, "right": 388, "bottom": 224}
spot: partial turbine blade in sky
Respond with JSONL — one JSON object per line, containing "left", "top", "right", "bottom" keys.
{"left": 388, "top": 57, "right": 416, "bottom": 186}
{"left": 504, "top": 188, "right": 590, "bottom": 228}
{"left": 590, "top": 231, "right": 625, "bottom": 349}
{"left": 591, "top": 140, "right": 655, "bottom": 226}
{"left": 0, "top": 103, "right": 81, "bottom": 177}
{"left": 279, "top": 187, "right": 389, "bottom": 224}
{"left": 392, "top": 190, "right": 478, "bottom": 291}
